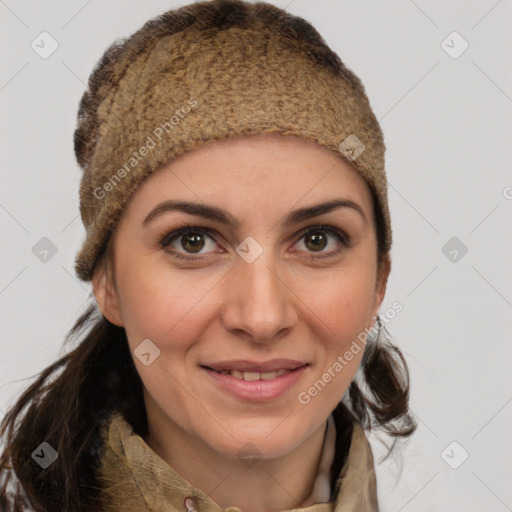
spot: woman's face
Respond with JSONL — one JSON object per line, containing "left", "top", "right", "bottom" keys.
{"left": 93, "top": 134, "right": 390, "bottom": 460}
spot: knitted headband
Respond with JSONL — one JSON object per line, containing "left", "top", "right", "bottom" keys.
{"left": 73, "top": 1, "right": 391, "bottom": 282}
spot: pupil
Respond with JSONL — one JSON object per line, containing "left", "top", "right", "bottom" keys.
{"left": 306, "top": 232, "right": 326, "bottom": 251}
{"left": 182, "top": 234, "right": 204, "bottom": 253}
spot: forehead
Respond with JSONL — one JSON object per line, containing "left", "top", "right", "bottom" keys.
{"left": 124, "top": 134, "right": 373, "bottom": 219}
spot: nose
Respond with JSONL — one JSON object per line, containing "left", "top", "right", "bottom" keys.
{"left": 220, "top": 248, "right": 297, "bottom": 343}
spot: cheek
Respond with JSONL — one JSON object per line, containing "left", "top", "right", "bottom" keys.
{"left": 116, "top": 266, "right": 219, "bottom": 350}
{"left": 306, "top": 265, "right": 376, "bottom": 336}
{"left": 115, "top": 270, "right": 215, "bottom": 408}
{"left": 303, "top": 264, "right": 375, "bottom": 382}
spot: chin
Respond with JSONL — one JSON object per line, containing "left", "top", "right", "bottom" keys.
{"left": 205, "top": 424, "right": 305, "bottom": 461}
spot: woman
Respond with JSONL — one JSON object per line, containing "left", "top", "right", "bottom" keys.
{"left": 0, "top": 1, "right": 416, "bottom": 511}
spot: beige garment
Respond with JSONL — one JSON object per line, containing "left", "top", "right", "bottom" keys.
{"left": 297, "top": 414, "right": 336, "bottom": 508}
{"left": 96, "top": 411, "right": 379, "bottom": 512}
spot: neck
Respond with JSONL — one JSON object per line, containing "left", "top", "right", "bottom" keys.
{"left": 144, "top": 408, "right": 329, "bottom": 512}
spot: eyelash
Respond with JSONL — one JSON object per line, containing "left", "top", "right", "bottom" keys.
{"left": 158, "top": 222, "right": 351, "bottom": 261}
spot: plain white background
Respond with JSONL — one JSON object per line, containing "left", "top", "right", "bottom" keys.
{"left": 1, "top": 1, "right": 511, "bottom": 510}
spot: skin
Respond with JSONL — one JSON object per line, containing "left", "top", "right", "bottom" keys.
{"left": 93, "top": 133, "right": 390, "bottom": 512}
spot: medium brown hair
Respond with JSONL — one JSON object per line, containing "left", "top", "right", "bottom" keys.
{"left": 0, "top": 1, "right": 416, "bottom": 510}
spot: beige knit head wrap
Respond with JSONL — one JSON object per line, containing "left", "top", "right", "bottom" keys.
{"left": 73, "top": 0, "right": 391, "bottom": 282}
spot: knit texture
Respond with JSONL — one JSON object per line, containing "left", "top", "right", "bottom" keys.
{"left": 74, "top": 18, "right": 391, "bottom": 281}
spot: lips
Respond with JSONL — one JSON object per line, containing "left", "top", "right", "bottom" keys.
{"left": 215, "top": 369, "right": 290, "bottom": 381}
{"left": 201, "top": 358, "right": 308, "bottom": 373}
{"left": 201, "top": 363, "right": 309, "bottom": 401}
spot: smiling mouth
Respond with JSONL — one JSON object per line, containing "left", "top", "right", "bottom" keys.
{"left": 203, "top": 367, "right": 293, "bottom": 381}
{"left": 201, "top": 365, "right": 306, "bottom": 381}
{"left": 200, "top": 364, "right": 309, "bottom": 401}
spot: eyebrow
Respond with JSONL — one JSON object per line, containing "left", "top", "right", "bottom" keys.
{"left": 142, "top": 198, "right": 367, "bottom": 229}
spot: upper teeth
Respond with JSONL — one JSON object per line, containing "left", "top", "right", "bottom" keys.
{"left": 218, "top": 369, "right": 289, "bottom": 380}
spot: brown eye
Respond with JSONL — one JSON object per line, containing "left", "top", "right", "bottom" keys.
{"left": 294, "top": 225, "right": 350, "bottom": 258}
{"left": 180, "top": 233, "right": 206, "bottom": 253}
{"left": 304, "top": 232, "right": 328, "bottom": 252}
{"left": 160, "top": 226, "right": 219, "bottom": 259}
{"left": 159, "top": 223, "right": 350, "bottom": 262}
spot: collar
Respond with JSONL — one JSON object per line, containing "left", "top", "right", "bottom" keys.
{"left": 96, "top": 410, "right": 378, "bottom": 512}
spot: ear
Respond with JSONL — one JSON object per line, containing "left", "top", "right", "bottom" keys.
{"left": 368, "top": 253, "right": 391, "bottom": 327}
{"left": 91, "top": 255, "right": 124, "bottom": 327}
